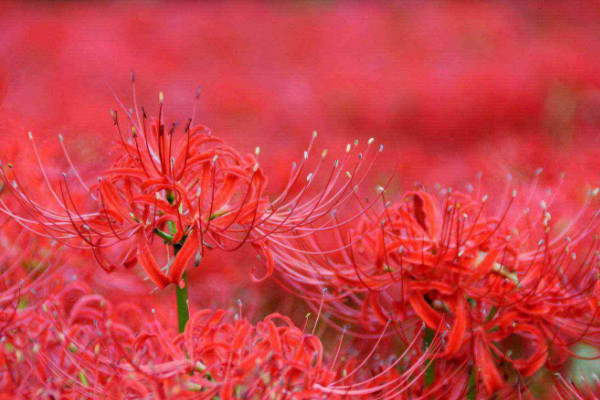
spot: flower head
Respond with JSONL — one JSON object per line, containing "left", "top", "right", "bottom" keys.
{"left": 272, "top": 182, "right": 600, "bottom": 396}
{"left": 3, "top": 277, "right": 429, "bottom": 399}
{"left": 1, "top": 83, "right": 386, "bottom": 289}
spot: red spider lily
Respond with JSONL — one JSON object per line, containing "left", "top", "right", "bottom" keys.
{"left": 1, "top": 280, "right": 174, "bottom": 398}
{"left": 0, "top": 218, "right": 67, "bottom": 335}
{"left": 2, "top": 278, "right": 437, "bottom": 399}
{"left": 0, "top": 219, "right": 76, "bottom": 397}
{"left": 0, "top": 84, "right": 386, "bottom": 289}
{"left": 270, "top": 181, "right": 600, "bottom": 396}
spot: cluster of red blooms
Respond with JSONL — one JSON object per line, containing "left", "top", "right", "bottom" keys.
{"left": 1, "top": 1, "right": 600, "bottom": 398}
{"left": 274, "top": 179, "right": 600, "bottom": 398}
{"left": 1, "top": 84, "right": 383, "bottom": 290}
{"left": 6, "top": 278, "right": 342, "bottom": 398}
{"left": 1, "top": 84, "right": 600, "bottom": 399}
{"left": 0, "top": 219, "right": 438, "bottom": 399}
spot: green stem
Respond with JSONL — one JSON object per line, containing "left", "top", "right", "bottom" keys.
{"left": 174, "top": 243, "right": 190, "bottom": 333}
{"left": 423, "top": 327, "right": 436, "bottom": 388}
{"left": 154, "top": 227, "right": 173, "bottom": 243}
{"left": 176, "top": 272, "right": 190, "bottom": 333}
{"left": 467, "top": 363, "right": 477, "bottom": 400}
{"left": 162, "top": 190, "right": 191, "bottom": 334}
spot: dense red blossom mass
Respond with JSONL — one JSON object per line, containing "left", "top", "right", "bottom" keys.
{"left": 275, "top": 186, "right": 600, "bottom": 397}
{"left": 1, "top": 1, "right": 600, "bottom": 399}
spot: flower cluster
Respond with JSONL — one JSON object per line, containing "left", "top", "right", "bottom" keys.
{"left": 1, "top": 82, "right": 600, "bottom": 399}
{"left": 1, "top": 88, "right": 383, "bottom": 290}
{"left": 272, "top": 184, "right": 600, "bottom": 397}
{"left": 2, "top": 271, "right": 439, "bottom": 399}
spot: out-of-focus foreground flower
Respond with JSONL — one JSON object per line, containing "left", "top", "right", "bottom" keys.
{"left": 1, "top": 268, "right": 440, "bottom": 399}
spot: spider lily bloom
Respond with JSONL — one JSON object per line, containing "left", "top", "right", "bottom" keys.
{"left": 179, "top": 309, "right": 338, "bottom": 399}
{"left": 2, "top": 281, "right": 176, "bottom": 398}
{"left": 0, "top": 113, "right": 267, "bottom": 289}
{"left": 9, "top": 280, "right": 429, "bottom": 399}
{"left": 271, "top": 182, "right": 600, "bottom": 396}
{"left": 0, "top": 218, "right": 66, "bottom": 336}
{"left": 0, "top": 88, "right": 385, "bottom": 291}
{"left": 0, "top": 222, "right": 73, "bottom": 397}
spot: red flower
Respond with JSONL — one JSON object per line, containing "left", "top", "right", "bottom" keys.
{"left": 1, "top": 86, "right": 384, "bottom": 289}
{"left": 2, "top": 277, "right": 429, "bottom": 399}
{"left": 272, "top": 184, "right": 600, "bottom": 395}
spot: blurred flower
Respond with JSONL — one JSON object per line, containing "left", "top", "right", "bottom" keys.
{"left": 2, "top": 278, "right": 436, "bottom": 399}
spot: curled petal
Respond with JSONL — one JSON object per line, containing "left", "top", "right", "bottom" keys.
{"left": 445, "top": 296, "right": 467, "bottom": 356}
{"left": 169, "top": 231, "right": 199, "bottom": 286}
{"left": 511, "top": 323, "right": 548, "bottom": 377}
{"left": 137, "top": 233, "right": 169, "bottom": 289}
{"left": 408, "top": 291, "right": 443, "bottom": 329}
{"left": 474, "top": 329, "right": 504, "bottom": 393}
{"left": 250, "top": 241, "right": 274, "bottom": 282}
{"left": 406, "top": 191, "right": 441, "bottom": 238}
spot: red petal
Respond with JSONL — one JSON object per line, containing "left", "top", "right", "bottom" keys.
{"left": 408, "top": 291, "right": 443, "bottom": 329}
{"left": 169, "top": 231, "right": 198, "bottom": 286}
{"left": 137, "top": 233, "right": 170, "bottom": 289}
{"left": 407, "top": 191, "right": 441, "bottom": 238}
{"left": 472, "top": 249, "right": 500, "bottom": 281}
{"left": 445, "top": 296, "right": 467, "bottom": 355}
{"left": 474, "top": 330, "right": 504, "bottom": 393}
{"left": 250, "top": 241, "right": 274, "bottom": 282}
{"left": 512, "top": 323, "right": 548, "bottom": 377}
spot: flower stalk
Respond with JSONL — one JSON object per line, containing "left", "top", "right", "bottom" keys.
{"left": 423, "top": 326, "right": 436, "bottom": 388}
{"left": 166, "top": 188, "right": 191, "bottom": 333}
{"left": 175, "top": 267, "right": 189, "bottom": 333}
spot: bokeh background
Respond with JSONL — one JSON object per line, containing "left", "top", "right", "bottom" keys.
{"left": 2, "top": 1, "right": 600, "bottom": 336}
